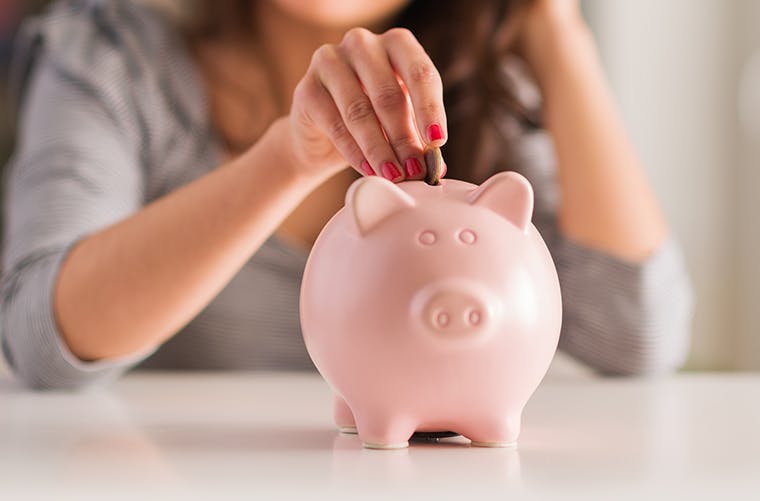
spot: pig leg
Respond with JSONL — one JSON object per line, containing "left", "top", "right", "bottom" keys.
{"left": 333, "top": 394, "right": 357, "bottom": 434}
{"left": 354, "top": 410, "right": 417, "bottom": 450}
{"left": 460, "top": 413, "right": 521, "bottom": 448}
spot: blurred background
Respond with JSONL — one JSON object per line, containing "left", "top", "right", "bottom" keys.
{"left": 0, "top": 0, "right": 757, "bottom": 373}
{"left": 584, "top": 0, "right": 760, "bottom": 371}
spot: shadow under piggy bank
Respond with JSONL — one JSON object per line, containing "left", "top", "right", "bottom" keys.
{"left": 330, "top": 431, "right": 523, "bottom": 494}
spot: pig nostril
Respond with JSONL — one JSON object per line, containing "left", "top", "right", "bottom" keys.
{"left": 419, "top": 230, "right": 437, "bottom": 245}
{"left": 467, "top": 309, "right": 481, "bottom": 326}
{"left": 458, "top": 229, "right": 477, "bottom": 244}
{"left": 435, "top": 311, "right": 450, "bottom": 328}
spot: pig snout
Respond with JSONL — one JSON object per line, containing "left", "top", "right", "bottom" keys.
{"left": 414, "top": 282, "right": 496, "bottom": 336}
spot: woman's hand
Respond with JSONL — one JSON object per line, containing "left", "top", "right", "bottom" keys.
{"left": 287, "top": 27, "right": 447, "bottom": 183}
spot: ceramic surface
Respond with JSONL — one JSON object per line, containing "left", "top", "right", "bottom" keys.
{"left": 300, "top": 172, "right": 562, "bottom": 448}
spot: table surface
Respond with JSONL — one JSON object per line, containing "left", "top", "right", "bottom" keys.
{"left": 1, "top": 367, "right": 759, "bottom": 500}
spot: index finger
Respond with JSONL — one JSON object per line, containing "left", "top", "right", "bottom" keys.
{"left": 381, "top": 28, "right": 447, "bottom": 147}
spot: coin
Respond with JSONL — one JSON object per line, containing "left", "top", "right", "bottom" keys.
{"left": 424, "top": 145, "right": 445, "bottom": 185}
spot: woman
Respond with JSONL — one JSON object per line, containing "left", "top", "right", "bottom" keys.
{"left": 1, "top": 0, "right": 693, "bottom": 389}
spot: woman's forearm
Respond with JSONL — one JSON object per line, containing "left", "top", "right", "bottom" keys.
{"left": 528, "top": 13, "right": 668, "bottom": 262}
{"left": 54, "top": 118, "right": 321, "bottom": 361}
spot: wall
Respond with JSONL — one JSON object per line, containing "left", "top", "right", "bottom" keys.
{"left": 735, "top": 1, "right": 760, "bottom": 369}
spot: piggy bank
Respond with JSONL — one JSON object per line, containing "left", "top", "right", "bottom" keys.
{"left": 299, "top": 171, "right": 561, "bottom": 449}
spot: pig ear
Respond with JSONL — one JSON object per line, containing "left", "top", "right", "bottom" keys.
{"left": 468, "top": 171, "right": 534, "bottom": 232}
{"left": 345, "top": 177, "right": 416, "bottom": 235}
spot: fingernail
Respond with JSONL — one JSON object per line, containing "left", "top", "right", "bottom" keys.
{"left": 427, "top": 123, "right": 444, "bottom": 142}
{"left": 360, "top": 160, "right": 376, "bottom": 176}
{"left": 381, "top": 162, "right": 403, "bottom": 182}
{"left": 404, "top": 158, "right": 423, "bottom": 178}
{"left": 441, "top": 161, "right": 447, "bottom": 178}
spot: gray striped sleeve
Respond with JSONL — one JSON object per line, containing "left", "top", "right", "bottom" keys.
{"left": 1, "top": 16, "right": 155, "bottom": 389}
{"left": 553, "top": 235, "right": 694, "bottom": 376}
{"left": 1, "top": 246, "right": 154, "bottom": 390}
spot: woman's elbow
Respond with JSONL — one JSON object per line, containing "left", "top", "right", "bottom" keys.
{"left": 601, "top": 281, "right": 694, "bottom": 377}
{"left": 561, "top": 272, "right": 694, "bottom": 377}
{"left": 601, "top": 327, "right": 691, "bottom": 377}
{"left": 2, "top": 337, "right": 85, "bottom": 391}
{"left": 1, "top": 310, "right": 125, "bottom": 391}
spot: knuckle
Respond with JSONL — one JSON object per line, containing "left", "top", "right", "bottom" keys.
{"left": 312, "top": 44, "right": 338, "bottom": 66}
{"left": 342, "top": 27, "right": 373, "bottom": 51}
{"left": 344, "top": 97, "right": 375, "bottom": 125}
{"left": 373, "top": 84, "right": 406, "bottom": 110}
{"left": 327, "top": 118, "right": 350, "bottom": 142}
{"left": 418, "top": 99, "right": 442, "bottom": 119}
{"left": 292, "top": 80, "right": 307, "bottom": 104}
{"left": 293, "top": 75, "right": 326, "bottom": 110}
{"left": 384, "top": 27, "right": 416, "bottom": 44}
{"left": 292, "top": 86, "right": 316, "bottom": 124}
{"left": 389, "top": 134, "right": 417, "bottom": 152}
{"left": 364, "top": 141, "right": 389, "bottom": 162}
{"left": 343, "top": 143, "right": 364, "bottom": 164}
{"left": 408, "top": 60, "right": 439, "bottom": 86}
{"left": 292, "top": 78, "right": 313, "bottom": 103}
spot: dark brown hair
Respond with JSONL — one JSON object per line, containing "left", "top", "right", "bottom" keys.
{"left": 396, "top": 0, "right": 539, "bottom": 182}
{"left": 187, "top": 0, "right": 539, "bottom": 184}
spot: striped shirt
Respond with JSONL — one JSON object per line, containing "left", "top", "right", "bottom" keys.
{"left": 0, "top": 0, "right": 694, "bottom": 389}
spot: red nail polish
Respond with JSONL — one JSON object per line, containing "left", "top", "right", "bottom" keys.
{"left": 427, "top": 123, "right": 444, "bottom": 142}
{"left": 381, "top": 162, "right": 403, "bottom": 182}
{"left": 360, "top": 160, "right": 376, "bottom": 176}
{"left": 405, "top": 158, "right": 423, "bottom": 178}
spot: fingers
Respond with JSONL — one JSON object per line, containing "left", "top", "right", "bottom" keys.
{"left": 382, "top": 28, "right": 448, "bottom": 147}
{"left": 293, "top": 74, "right": 369, "bottom": 175}
{"left": 294, "top": 28, "right": 446, "bottom": 183}
{"left": 313, "top": 43, "right": 405, "bottom": 181}
{"left": 339, "top": 28, "right": 427, "bottom": 180}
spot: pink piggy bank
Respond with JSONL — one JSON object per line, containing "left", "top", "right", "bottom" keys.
{"left": 300, "top": 171, "right": 562, "bottom": 449}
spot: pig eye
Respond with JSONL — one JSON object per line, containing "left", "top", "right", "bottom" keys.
{"left": 458, "top": 229, "right": 477, "bottom": 245}
{"left": 418, "top": 230, "right": 437, "bottom": 245}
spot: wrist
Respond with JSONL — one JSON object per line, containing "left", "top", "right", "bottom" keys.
{"left": 247, "top": 117, "right": 324, "bottom": 191}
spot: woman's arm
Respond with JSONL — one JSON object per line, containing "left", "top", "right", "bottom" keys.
{"left": 522, "top": 2, "right": 668, "bottom": 262}
{"left": 2, "top": 6, "right": 448, "bottom": 386}
{"left": 517, "top": 2, "right": 693, "bottom": 375}
{"left": 57, "top": 27, "right": 448, "bottom": 362}
{"left": 54, "top": 118, "right": 320, "bottom": 362}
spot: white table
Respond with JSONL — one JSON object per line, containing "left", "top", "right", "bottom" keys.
{"left": 1, "top": 368, "right": 759, "bottom": 500}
